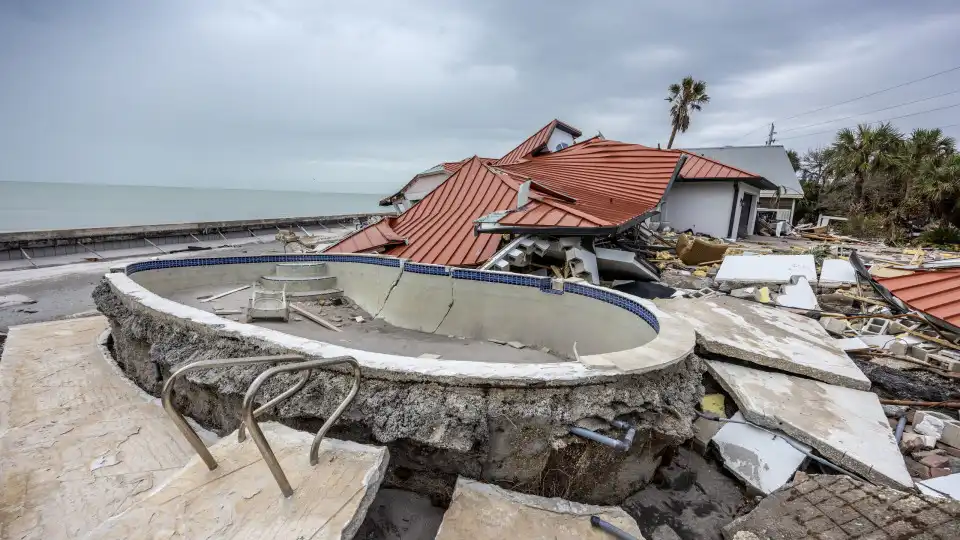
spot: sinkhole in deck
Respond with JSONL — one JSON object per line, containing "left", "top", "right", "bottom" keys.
{"left": 124, "top": 255, "right": 659, "bottom": 363}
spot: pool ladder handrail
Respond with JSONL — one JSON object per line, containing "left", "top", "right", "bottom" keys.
{"left": 161, "top": 354, "right": 361, "bottom": 497}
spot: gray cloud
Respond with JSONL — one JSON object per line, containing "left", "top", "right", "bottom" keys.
{"left": 2, "top": 0, "right": 959, "bottom": 194}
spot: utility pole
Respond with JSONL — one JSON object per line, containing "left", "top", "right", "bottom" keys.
{"left": 765, "top": 123, "right": 776, "bottom": 146}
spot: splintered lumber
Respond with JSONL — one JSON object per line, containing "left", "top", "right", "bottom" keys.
{"left": 200, "top": 285, "right": 251, "bottom": 303}
{"left": 290, "top": 303, "right": 341, "bottom": 332}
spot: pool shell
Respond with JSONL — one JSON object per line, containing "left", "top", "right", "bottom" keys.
{"left": 95, "top": 253, "right": 701, "bottom": 504}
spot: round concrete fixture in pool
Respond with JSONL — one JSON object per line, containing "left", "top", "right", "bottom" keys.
{"left": 95, "top": 253, "right": 699, "bottom": 504}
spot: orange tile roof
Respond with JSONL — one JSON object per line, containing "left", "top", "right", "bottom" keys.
{"left": 877, "top": 269, "right": 960, "bottom": 328}
{"left": 494, "top": 119, "right": 583, "bottom": 166}
{"left": 329, "top": 157, "right": 545, "bottom": 265}
{"left": 497, "top": 140, "right": 683, "bottom": 227}
{"left": 330, "top": 218, "right": 406, "bottom": 254}
{"left": 333, "top": 121, "right": 773, "bottom": 266}
{"left": 379, "top": 157, "right": 494, "bottom": 207}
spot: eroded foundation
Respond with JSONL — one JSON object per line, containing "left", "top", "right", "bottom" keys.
{"left": 93, "top": 255, "right": 702, "bottom": 504}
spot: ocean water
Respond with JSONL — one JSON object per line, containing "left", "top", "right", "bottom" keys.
{"left": 0, "top": 181, "right": 383, "bottom": 232}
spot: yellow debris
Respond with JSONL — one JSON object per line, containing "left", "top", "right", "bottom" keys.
{"left": 701, "top": 394, "right": 726, "bottom": 418}
{"left": 693, "top": 270, "right": 707, "bottom": 277}
{"left": 755, "top": 287, "right": 771, "bottom": 303}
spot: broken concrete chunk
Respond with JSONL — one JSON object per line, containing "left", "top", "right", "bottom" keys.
{"left": 819, "top": 317, "right": 849, "bottom": 335}
{"left": 506, "top": 341, "right": 526, "bottom": 349}
{"left": 715, "top": 254, "right": 817, "bottom": 285}
{"left": 706, "top": 360, "right": 912, "bottom": 489}
{"left": 819, "top": 258, "right": 857, "bottom": 286}
{"left": 418, "top": 353, "right": 442, "bottom": 359}
{"left": 354, "top": 316, "right": 365, "bottom": 323}
{"left": 882, "top": 404, "right": 909, "bottom": 417}
{"left": 434, "top": 477, "right": 645, "bottom": 539}
{"left": 711, "top": 412, "right": 811, "bottom": 495}
{"left": 664, "top": 296, "right": 870, "bottom": 390}
{"left": 917, "top": 472, "right": 960, "bottom": 500}
{"left": 902, "top": 432, "right": 938, "bottom": 453}
{"left": 776, "top": 276, "right": 819, "bottom": 311}
{"left": 915, "top": 416, "right": 946, "bottom": 439}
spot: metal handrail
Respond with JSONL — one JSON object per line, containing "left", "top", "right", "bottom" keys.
{"left": 241, "top": 356, "right": 361, "bottom": 497}
{"left": 161, "top": 354, "right": 306, "bottom": 470}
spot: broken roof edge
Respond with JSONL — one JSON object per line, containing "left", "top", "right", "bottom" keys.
{"left": 321, "top": 218, "right": 407, "bottom": 254}
{"left": 475, "top": 209, "right": 661, "bottom": 237}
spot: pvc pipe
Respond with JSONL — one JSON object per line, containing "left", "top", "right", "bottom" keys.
{"left": 590, "top": 516, "right": 638, "bottom": 540}
{"left": 569, "top": 426, "right": 630, "bottom": 451}
{"left": 895, "top": 415, "right": 907, "bottom": 444}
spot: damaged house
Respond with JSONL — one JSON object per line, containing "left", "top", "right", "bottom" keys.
{"left": 328, "top": 120, "right": 775, "bottom": 283}
{"left": 681, "top": 144, "right": 804, "bottom": 226}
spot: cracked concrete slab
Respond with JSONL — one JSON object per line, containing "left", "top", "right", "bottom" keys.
{"left": 711, "top": 412, "right": 811, "bottom": 495}
{"left": 435, "top": 477, "right": 645, "bottom": 539}
{"left": 0, "top": 317, "right": 198, "bottom": 539}
{"left": 662, "top": 296, "right": 870, "bottom": 390}
{"left": 706, "top": 360, "right": 912, "bottom": 490}
{"left": 87, "top": 422, "right": 389, "bottom": 540}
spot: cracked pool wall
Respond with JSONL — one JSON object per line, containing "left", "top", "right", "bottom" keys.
{"left": 94, "top": 265, "right": 702, "bottom": 504}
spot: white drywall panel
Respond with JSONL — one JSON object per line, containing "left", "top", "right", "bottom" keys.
{"left": 661, "top": 183, "right": 735, "bottom": 238}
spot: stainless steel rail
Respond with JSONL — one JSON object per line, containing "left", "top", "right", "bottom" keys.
{"left": 161, "top": 353, "right": 361, "bottom": 497}
{"left": 240, "top": 356, "right": 361, "bottom": 496}
{"left": 161, "top": 354, "right": 306, "bottom": 471}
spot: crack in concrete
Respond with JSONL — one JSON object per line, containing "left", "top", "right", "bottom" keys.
{"left": 372, "top": 266, "right": 404, "bottom": 320}
{"left": 431, "top": 276, "right": 456, "bottom": 334}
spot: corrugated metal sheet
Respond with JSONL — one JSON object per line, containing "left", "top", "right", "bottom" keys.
{"left": 333, "top": 124, "right": 774, "bottom": 266}
{"left": 328, "top": 158, "right": 519, "bottom": 265}
{"left": 494, "top": 120, "right": 583, "bottom": 166}
{"left": 499, "top": 139, "right": 682, "bottom": 225}
{"left": 329, "top": 219, "right": 406, "bottom": 254}
{"left": 877, "top": 269, "right": 960, "bottom": 327}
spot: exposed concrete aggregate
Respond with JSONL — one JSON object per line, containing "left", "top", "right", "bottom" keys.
{"left": 93, "top": 278, "right": 704, "bottom": 504}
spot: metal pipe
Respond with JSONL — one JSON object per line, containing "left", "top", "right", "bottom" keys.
{"left": 569, "top": 426, "right": 630, "bottom": 451}
{"left": 241, "top": 356, "right": 361, "bottom": 496}
{"left": 298, "top": 224, "right": 313, "bottom": 237}
{"left": 237, "top": 369, "right": 312, "bottom": 443}
{"left": 144, "top": 237, "right": 168, "bottom": 254}
{"left": 19, "top": 247, "right": 38, "bottom": 268}
{"left": 895, "top": 415, "right": 908, "bottom": 444}
{"left": 309, "top": 357, "right": 362, "bottom": 465}
{"left": 590, "top": 516, "right": 638, "bottom": 540}
{"left": 161, "top": 354, "right": 305, "bottom": 471}
{"left": 77, "top": 240, "right": 104, "bottom": 259}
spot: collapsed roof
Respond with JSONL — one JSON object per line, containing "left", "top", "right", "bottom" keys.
{"left": 328, "top": 120, "right": 773, "bottom": 267}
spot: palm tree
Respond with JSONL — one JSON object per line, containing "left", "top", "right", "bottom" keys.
{"left": 828, "top": 123, "right": 903, "bottom": 205}
{"left": 912, "top": 153, "right": 960, "bottom": 224}
{"left": 665, "top": 76, "right": 710, "bottom": 149}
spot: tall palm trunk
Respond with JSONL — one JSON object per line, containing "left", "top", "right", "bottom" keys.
{"left": 853, "top": 171, "right": 866, "bottom": 205}
{"left": 667, "top": 126, "right": 678, "bottom": 149}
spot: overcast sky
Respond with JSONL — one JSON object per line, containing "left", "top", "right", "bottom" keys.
{"left": 2, "top": 0, "right": 960, "bottom": 194}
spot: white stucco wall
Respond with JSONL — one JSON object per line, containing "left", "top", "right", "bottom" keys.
{"left": 545, "top": 129, "right": 575, "bottom": 153}
{"left": 404, "top": 172, "right": 450, "bottom": 203}
{"left": 661, "top": 183, "right": 735, "bottom": 238}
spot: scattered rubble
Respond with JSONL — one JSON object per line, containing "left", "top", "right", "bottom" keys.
{"left": 706, "top": 360, "right": 913, "bottom": 489}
